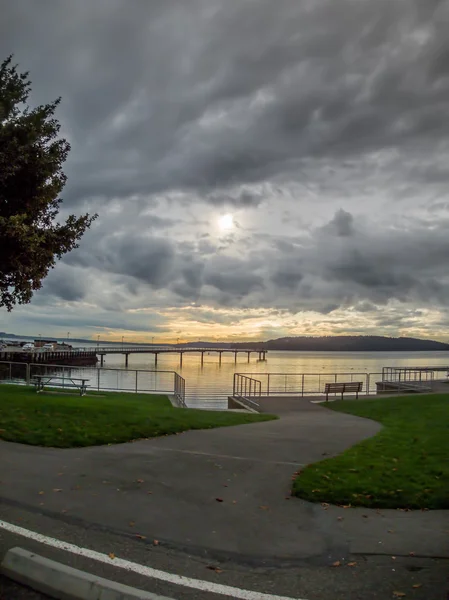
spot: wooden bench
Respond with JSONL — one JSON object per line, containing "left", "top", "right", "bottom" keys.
{"left": 32, "top": 375, "right": 90, "bottom": 396}
{"left": 324, "top": 382, "right": 363, "bottom": 401}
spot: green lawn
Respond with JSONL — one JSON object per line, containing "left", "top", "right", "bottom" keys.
{"left": 293, "top": 394, "right": 449, "bottom": 509}
{"left": 0, "top": 385, "right": 275, "bottom": 448}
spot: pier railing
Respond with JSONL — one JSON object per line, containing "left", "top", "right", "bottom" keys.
{"left": 0, "top": 361, "right": 186, "bottom": 405}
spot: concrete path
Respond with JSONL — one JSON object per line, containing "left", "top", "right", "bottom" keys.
{"left": 0, "top": 399, "right": 448, "bottom": 599}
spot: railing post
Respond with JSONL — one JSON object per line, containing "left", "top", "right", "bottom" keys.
{"left": 302, "top": 373, "right": 304, "bottom": 397}
{"left": 97, "top": 368, "right": 100, "bottom": 391}
{"left": 233, "top": 373, "right": 237, "bottom": 396}
{"left": 135, "top": 370, "right": 138, "bottom": 393}
{"left": 267, "top": 373, "right": 270, "bottom": 396}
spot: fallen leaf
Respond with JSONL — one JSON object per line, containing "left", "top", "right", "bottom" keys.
{"left": 216, "top": 498, "right": 224, "bottom": 502}
{"left": 332, "top": 561, "right": 341, "bottom": 567}
{"left": 321, "top": 502, "right": 330, "bottom": 508}
{"left": 129, "top": 521, "right": 135, "bottom": 527}
{"left": 259, "top": 505, "right": 269, "bottom": 510}
{"left": 342, "top": 504, "right": 352, "bottom": 509}
{"left": 137, "top": 479, "right": 144, "bottom": 484}
{"left": 206, "top": 565, "right": 223, "bottom": 573}
{"left": 232, "top": 500, "right": 237, "bottom": 504}
{"left": 362, "top": 514, "right": 369, "bottom": 518}
{"left": 153, "top": 539, "right": 159, "bottom": 546}
{"left": 347, "top": 562, "right": 357, "bottom": 567}
{"left": 412, "top": 584, "right": 422, "bottom": 589}
{"left": 312, "top": 489, "right": 321, "bottom": 493}
{"left": 38, "top": 491, "right": 44, "bottom": 495}
{"left": 53, "top": 489, "right": 63, "bottom": 493}
{"left": 392, "top": 556, "right": 397, "bottom": 560}
{"left": 392, "top": 593, "right": 406, "bottom": 598}
{"left": 223, "top": 484, "right": 228, "bottom": 487}
{"left": 135, "top": 534, "right": 146, "bottom": 540}
{"left": 147, "top": 491, "right": 153, "bottom": 495}
{"left": 108, "top": 553, "right": 115, "bottom": 560}
{"left": 409, "top": 552, "right": 416, "bottom": 557}
{"left": 388, "top": 530, "right": 394, "bottom": 533}
{"left": 337, "top": 516, "right": 344, "bottom": 521}
{"left": 284, "top": 497, "right": 290, "bottom": 500}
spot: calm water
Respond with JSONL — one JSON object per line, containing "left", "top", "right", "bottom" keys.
{"left": 70, "top": 345, "right": 449, "bottom": 408}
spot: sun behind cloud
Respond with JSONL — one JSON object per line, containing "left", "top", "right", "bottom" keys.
{"left": 218, "top": 214, "right": 234, "bottom": 231}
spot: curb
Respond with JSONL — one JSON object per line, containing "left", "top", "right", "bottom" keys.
{"left": 1, "top": 547, "right": 173, "bottom": 600}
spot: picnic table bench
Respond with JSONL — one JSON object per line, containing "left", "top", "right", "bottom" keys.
{"left": 32, "top": 375, "right": 90, "bottom": 396}
{"left": 324, "top": 381, "right": 363, "bottom": 401}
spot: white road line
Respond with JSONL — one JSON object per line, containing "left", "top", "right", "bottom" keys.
{"left": 0, "top": 519, "right": 306, "bottom": 600}
{"left": 153, "top": 447, "right": 304, "bottom": 466}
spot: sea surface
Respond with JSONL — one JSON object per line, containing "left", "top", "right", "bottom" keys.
{"left": 69, "top": 345, "right": 449, "bottom": 408}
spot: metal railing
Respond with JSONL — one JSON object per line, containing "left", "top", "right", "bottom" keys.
{"left": 233, "top": 374, "right": 262, "bottom": 409}
{"left": 382, "top": 367, "right": 436, "bottom": 383}
{"left": 174, "top": 372, "right": 186, "bottom": 407}
{"left": 0, "top": 361, "right": 186, "bottom": 405}
{"left": 232, "top": 370, "right": 440, "bottom": 399}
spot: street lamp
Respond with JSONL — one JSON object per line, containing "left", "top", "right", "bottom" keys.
{"left": 97, "top": 334, "right": 100, "bottom": 347}
{"left": 152, "top": 336, "right": 154, "bottom": 345}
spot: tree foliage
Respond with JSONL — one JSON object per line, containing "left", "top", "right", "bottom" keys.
{"left": 0, "top": 56, "right": 96, "bottom": 310}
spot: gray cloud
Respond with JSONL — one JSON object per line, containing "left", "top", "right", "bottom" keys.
{"left": 2, "top": 0, "right": 449, "bottom": 339}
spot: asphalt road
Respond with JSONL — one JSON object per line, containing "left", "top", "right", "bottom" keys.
{"left": 0, "top": 502, "right": 448, "bottom": 600}
{"left": 1, "top": 401, "right": 448, "bottom": 599}
{"left": 0, "top": 575, "right": 51, "bottom": 600}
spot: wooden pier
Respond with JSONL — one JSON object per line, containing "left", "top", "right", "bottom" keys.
{"left": 92, "top": 346, "right": 267, "bottom": 367}
{"left": 0, "top": 346, "right": 267, "bottom": 368}
{"left": 0, "top": 349, "right": 98, "bottom": 366}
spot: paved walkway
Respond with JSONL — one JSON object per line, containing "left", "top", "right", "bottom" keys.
{"left": 1, "top": 399, "right": 447, "bottom": 567}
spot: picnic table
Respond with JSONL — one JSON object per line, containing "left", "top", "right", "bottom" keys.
{"left": 32, "top": 375, "right": 90, "bottom": 396}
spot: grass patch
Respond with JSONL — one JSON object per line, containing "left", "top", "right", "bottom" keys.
{"left": 293, "top": 394, "right": 449, "bottom": 509}
{"left": 0, "top": 385, "right": 276, "bottom": 448}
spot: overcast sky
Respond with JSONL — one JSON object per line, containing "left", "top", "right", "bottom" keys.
{"left": 1, "top": 0, "right": 449, "bottom": 342}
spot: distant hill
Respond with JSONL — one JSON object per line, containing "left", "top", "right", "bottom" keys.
{"left": 230, "top": 336, "right": 449, "bottom": 351}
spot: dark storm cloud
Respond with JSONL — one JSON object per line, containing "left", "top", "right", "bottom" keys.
{"left": 72, "top": 234, "right": 177, "bottom": 288}
{"left": 3, "top": 0, "right": 449, "bottom": 207}
{"left": 204, "top": 256, "right": 264, "bottom": 297}
{"left": 40, "top": 265, "right": 88, "bottom": 301}
{"left": 324, "top": 209, "right": 355, "bottom": 237}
